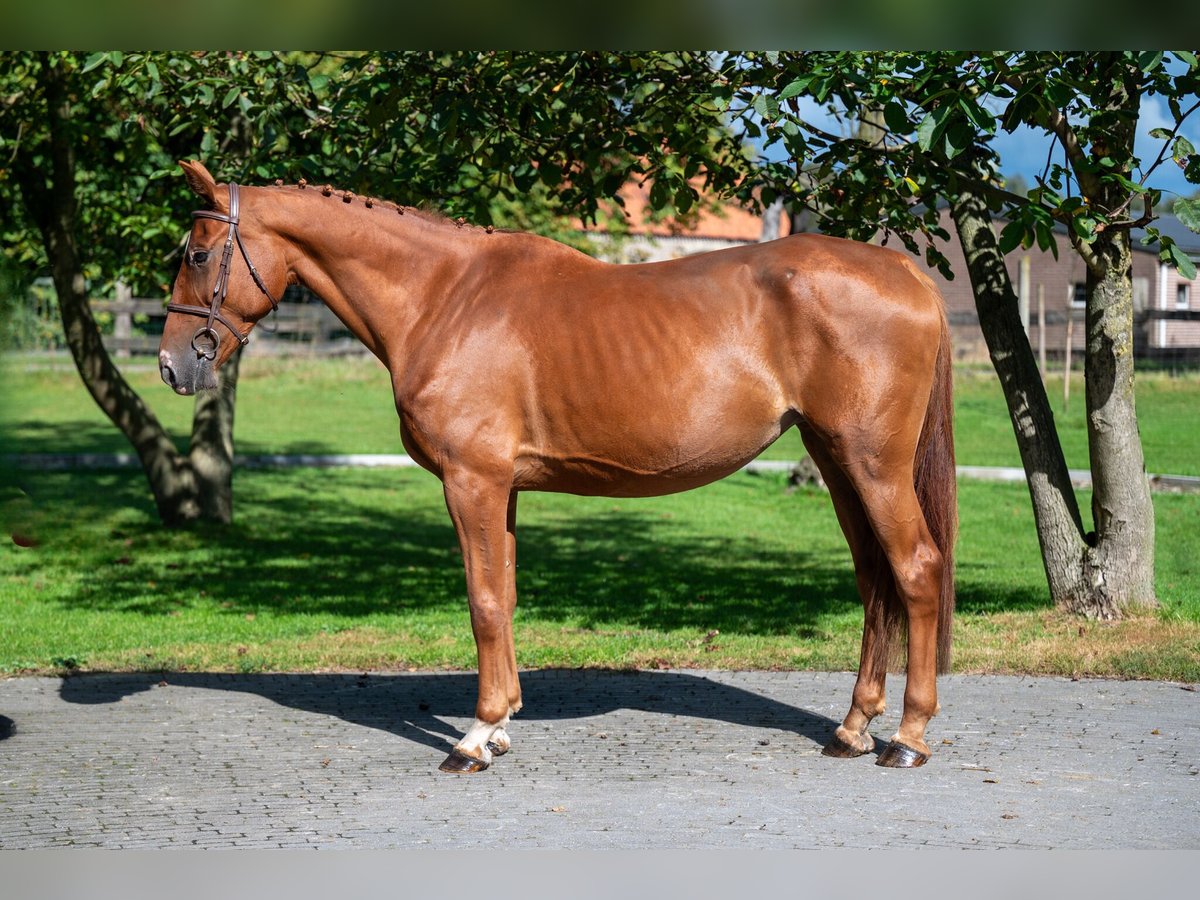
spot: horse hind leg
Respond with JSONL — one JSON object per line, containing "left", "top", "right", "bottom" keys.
{"left": 839, "top": 456, "right": 946, "bottom": 768}
{"left": 799, "top": 429, "right": 895, "bottom": 759}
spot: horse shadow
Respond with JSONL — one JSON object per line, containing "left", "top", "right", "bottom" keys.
{"left": 54, "top": 669, "right": 849, "bottom": 757}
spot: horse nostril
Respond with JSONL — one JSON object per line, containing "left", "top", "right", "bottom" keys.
{"left": 160, "top": 362, "right": 176, "bottom": 387}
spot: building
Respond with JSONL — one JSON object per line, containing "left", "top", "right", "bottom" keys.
{"left": 585, "top": 185, "right": 1200, "bottom": 364}
{"left": 913, "top": 206, "right": 1200, "bottom": 364}
{"left": 581, "top": 179, "right": 791, "bottom": 263}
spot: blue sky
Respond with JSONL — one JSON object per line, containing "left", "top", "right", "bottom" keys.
{"left": 773, "top": 79, "right": 1200, "bottom": 203}
{"left": 991, "top": 93, "right": 1200, "bottom": 201}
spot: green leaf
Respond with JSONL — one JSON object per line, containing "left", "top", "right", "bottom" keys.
{"left": 1175, "top": 50, "right": 1198, "bottom": 68}
{"left": 648, "top": 178, "right": 669, "bottom": 210}
{"left": 777, "top": 76, "right": 812, "bottom": 101}
{"left": 222, "top": 86, "right": 239, "bottom": 108}
{"left": 1138, "top": 50, "right": 1164, "bottom": 72}
{"left": 916, "top": 111, "right": 938, "bottom": 151}
{"left": 883, "top": 100, "right": 909, "bottom": 134}
{"left": 1174, "top": 136, "right": 1196, "bottom": 163}
{"left": 957, "top": 97, "right": 994, "bottom": 133}
{"left": 943, "top": 120, "right": 974, "bottom": 159}
{"left": 1101, "top": 171, "right": 1145, "bottom": 194}
{"left": 1034, "top": 219, "right": 1053, "bottom": 253}
{"left": 916, "top": 103, "right": 953, "bottom": 153}
{"left": 1165, "top": 239, "right": 1197, "bottom": 279}
{"left": 1174, "top": 197, "right": 1200, "bottom": 233}
{"left": 81, "top": 52, "right": 108, "bottom": 74}
{"left": 1149, "top": 127, "right": 1172, "bottom": 140}
{"left": 998, "top": 219, "right": 1025, "bottom": 254}
{"left": 1070, "top": 214, "right": 1098, "bottom": 242}
{"left": 753, "top": 93, "right": 779, "bottom": 121}
{"left": 197, "top": 83, "right": 214, "bottom": 106}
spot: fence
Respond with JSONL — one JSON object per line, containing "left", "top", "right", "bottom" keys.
{"left": 947, "top": 303, "right": 1200, "bottom": 371}
{"left": 15, "top": 285, "right": 1200, "bottom": 366}
{"left": 91, "top": 286, "right": 366, "bottom": 358}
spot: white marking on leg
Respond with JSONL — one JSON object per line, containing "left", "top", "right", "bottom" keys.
{"left": 489, "top": 727, "right": 511, "bottom": 755}
{"left": 456, "top": 714, "right": 510, "bottom": 763}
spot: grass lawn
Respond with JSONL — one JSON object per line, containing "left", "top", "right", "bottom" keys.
{"left": 2, "top": 354, "right": 1198, "bottom": 680}
{"left": 2, "top": 465, "right": 1198, "bottom": 680}
{"left": 3, "top": 354, "right": 1199, "bottom": 476}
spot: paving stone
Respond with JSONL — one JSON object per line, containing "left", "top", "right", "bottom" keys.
{"left": 0, "top": 670, "right": 1197, "bottom": 848}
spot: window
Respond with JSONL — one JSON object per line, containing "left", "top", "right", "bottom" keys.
{"left": 1177, "top": 282, "right": 1192, "bottom": 310}
{"left": 1071, "top": 282, "right": 1087, "bottom": 308}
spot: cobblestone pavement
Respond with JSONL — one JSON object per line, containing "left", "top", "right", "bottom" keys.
{"left": 1, "top": 670, "right": 1197, "bottom": 849}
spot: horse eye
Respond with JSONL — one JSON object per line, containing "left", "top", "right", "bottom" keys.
{"left": 191, "top": 250, "right": 210, "bottom": 266}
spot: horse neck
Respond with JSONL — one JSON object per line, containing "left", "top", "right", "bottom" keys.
{"left": 257, "top": 187, "right": 474, "bottom": 363}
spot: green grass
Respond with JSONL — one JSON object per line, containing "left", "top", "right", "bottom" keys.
{"left": 2, "top": 467, "right": 1198, "bottom": 680}
{"left": 2, "top": 355, "right": 1198, "bottom": 475}
{"left": 0, "top": 355, "right": 401, "bottom": 457}
{"left": 951, "top": 366, "right": 1200, "bottom": 476}
{"left": 2, "top": 354, "right": 1198, "bottom": 680}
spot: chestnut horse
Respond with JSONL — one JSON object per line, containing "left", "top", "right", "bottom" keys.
{"left": 159, "top": 161, "right": 956, "bottom": 772}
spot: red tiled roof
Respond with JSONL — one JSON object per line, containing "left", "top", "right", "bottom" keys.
{"left": 582, "top": 179, "right": 791, "bottom": 242}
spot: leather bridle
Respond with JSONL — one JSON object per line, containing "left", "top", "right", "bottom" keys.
{"left": 167, "top": 182, "right": 280, "bottom": 360}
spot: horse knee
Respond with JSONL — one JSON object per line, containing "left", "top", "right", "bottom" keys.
{"left": 468, "top": 593, "right": 512, "bottom": 637}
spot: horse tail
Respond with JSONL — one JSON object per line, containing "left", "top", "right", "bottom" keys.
{"left": 914, "top": 304, "right": 957, "bottom": 673}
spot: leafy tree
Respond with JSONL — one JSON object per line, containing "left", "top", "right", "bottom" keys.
{"left": 310, "top": 50, "right": 1200, "bottom": 619}
{"left": 1, "top": 50, "right": 327, "bottom": 524}
{"left": 656, "top": 50, "right": 1199, "bottom": 619}
{"left": 302, "top": 51, "right": 745, "bottom": 230}
{"left": 8, "top": 50, "right": 1193, "bottom": 621}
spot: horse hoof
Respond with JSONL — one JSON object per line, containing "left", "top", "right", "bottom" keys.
{"left": 822, "top": 731, "right": 873, "bottom": 758}
{"left": 438, "top": 749, "right": 489, "bottom": 774}
{"left": 875, "top": 741, "right": 930, "bottom": 768}
{"left": 486, "top": 740, "right": 508, "bottom": 757}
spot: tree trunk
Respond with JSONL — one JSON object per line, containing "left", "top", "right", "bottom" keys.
{"left": 1073, "top": 56, "right": 1157, "bottom": 616}
{"left": 951, "top": 186, "right": 1156, "bottom": 617}
{"left": 27, "top": 52, "right": 238, "bottom": 528}
{"left": 1078, "top": 193, "right": 1158, "bottom": 614}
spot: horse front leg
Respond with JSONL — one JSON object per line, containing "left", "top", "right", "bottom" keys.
{"left": 438, "top": 470, "right": 522, "bottom": 774}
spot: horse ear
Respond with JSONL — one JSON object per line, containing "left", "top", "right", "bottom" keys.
{"left": 179, "top": 160, "right": 218, "bottom": 208}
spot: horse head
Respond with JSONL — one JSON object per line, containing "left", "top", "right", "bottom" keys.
{"left": 158, "top": 160, "right": 285, "bottom": 394}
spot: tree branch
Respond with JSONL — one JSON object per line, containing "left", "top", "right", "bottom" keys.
{"left": 1136, "top": 96, "right": 1200, "bottom": 190}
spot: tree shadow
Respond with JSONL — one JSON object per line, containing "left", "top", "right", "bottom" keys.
{"left": 0, "top": 419, "right": 174, "bottom": 457}
{"left": 55, "top": 669, "right": 845, "bottom": 756}
{"left": 0, "top": 417, "right": 381, "bottom": 458}
{"left": 13, "top": 464, "right": 1052, "bottom": 636}
{"left": 18, "top": 467, "right": 872, "bottom": 635}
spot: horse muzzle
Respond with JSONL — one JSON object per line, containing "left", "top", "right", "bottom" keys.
{"left": 159, "top": 350, "right": 217, "bottom": 395}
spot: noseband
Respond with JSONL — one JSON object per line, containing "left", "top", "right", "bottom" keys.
{"left": 167, "top": 182, "right": 280, "bottom": 360}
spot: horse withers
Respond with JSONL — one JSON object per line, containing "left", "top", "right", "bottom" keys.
{"left": 159, "top": 160, "right": 957, "bottom": 772}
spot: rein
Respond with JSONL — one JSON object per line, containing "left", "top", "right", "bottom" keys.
{"left": 166, "top": 182, "right": 280, "bottom": 360}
